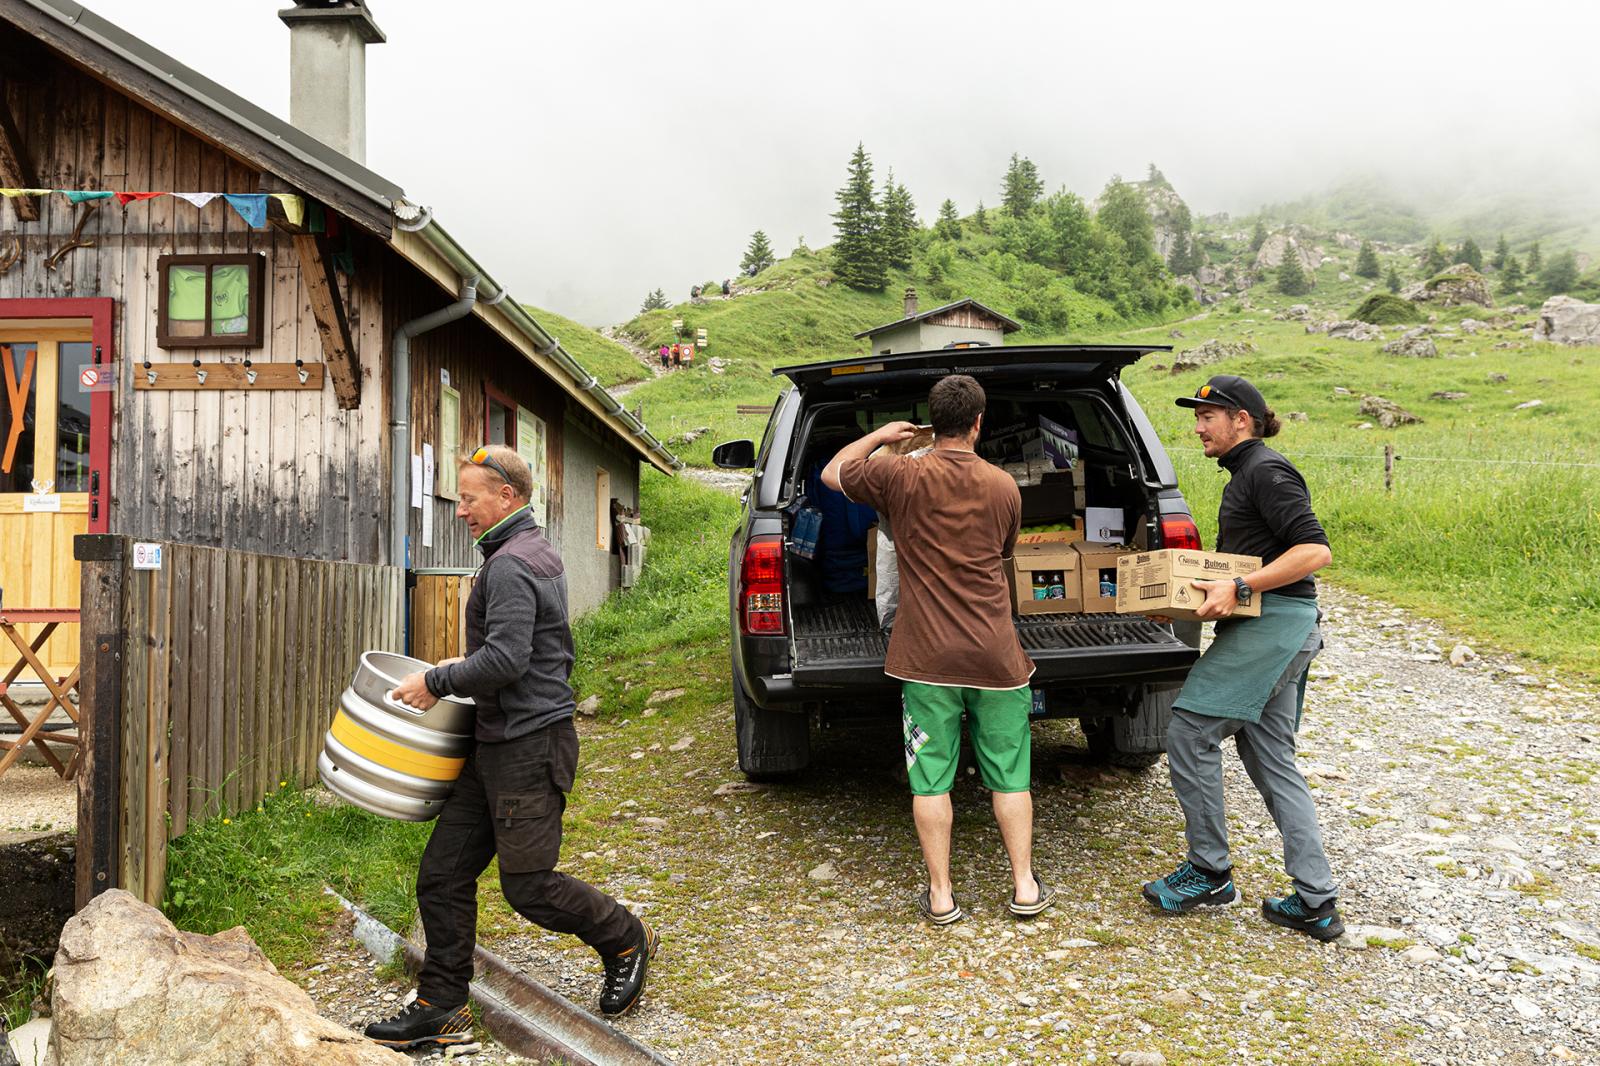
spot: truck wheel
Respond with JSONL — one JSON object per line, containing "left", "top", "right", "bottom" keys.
{"left": 733, "top": 653, "right": 810, "bottom": 779}
{"left": 1079, "top": 711, "right": 1165, "bottom": 771}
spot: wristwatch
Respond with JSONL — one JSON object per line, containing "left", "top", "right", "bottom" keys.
{"left": 1232, "top": 577, "right": 1253, "bottom": 606}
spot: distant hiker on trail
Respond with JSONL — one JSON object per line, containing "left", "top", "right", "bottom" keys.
{"left": 670, "top": 342, "right": 681, "bottom": 368}
{"left": 369, "top": 446, "right": 657, "bottom": 1050}
{"left": 1140, "top": 374, "right": 1342, "bottom": 942}
{"left": 722, "top": 279, "right": 732, "bottom": 296}
{"left": 823, "top": 374, "right": 1054, "bottom": 926}
{"left": 658, "top": 344, "right": 669, "bottom": 369}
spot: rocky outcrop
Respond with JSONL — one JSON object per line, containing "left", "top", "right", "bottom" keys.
{"left": 1360, "top": 395, "right": 1423, "bottom": 428}
{"left": 50, "top": 890, "right": 400, "bottom": 1065}
{"left": 1253, "top": 233, "right": 1320, "bottom": 284}
{"left": 1172, "top": 339, "right": 1256, "bottom": 374}
{"left": 1382, "top": 329, "right": 1439, "bottom": 358}
{"left": 1315, "top": 320, "right": 1384, "bottom": 342}
{"left": 1274, "top": 304, "right": 1311, "bottom": 321}
{"left": 1532, "top": 295, "right": 1600, "bottom": 346}
{"left": 1400, "top": 264, "right": 1493, "bottom": 308}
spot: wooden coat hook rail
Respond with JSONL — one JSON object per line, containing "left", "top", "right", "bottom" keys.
{"left": 134, "top": 361, "right": 326, "bottom": 391}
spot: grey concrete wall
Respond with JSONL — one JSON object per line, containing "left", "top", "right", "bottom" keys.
{"left": 866, "top": 322, "right": 918, "bottom": 355}
{"left": 557, "top": 415, "right": 639, "bottom": 616}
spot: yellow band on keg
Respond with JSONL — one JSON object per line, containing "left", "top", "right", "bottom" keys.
{"left": 330, "top": 710, "right": 465, "bottom": 782}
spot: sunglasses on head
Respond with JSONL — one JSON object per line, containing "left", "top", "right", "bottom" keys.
{"left": 469, "top": 446, "right": 515, "bottom": 487}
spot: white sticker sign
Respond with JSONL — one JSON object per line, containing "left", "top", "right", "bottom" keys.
{"left": 132, "top": 543, "right": 164, "bottom": 570}
{"left": 23, "top": 493, "right": 60, "bottom": 513}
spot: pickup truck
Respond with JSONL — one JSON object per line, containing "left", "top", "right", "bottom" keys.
{"left": 712, "top": 345, "right": 1204, "bottom": 778}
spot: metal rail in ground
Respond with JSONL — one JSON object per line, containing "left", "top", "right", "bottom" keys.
{"left": 326, "top": 889, "right": 669, "bottom": 1066}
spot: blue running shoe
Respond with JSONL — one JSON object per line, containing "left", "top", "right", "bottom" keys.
{"left": 1141, "top": 861, "right": 1238, "bottom": 913}
{"left": 1261, "top": 892, "right": 1345, "bottom": 941}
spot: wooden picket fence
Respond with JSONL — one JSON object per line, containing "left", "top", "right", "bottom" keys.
{"left": 74, "top": 535, "right": 403, "bottom": 907}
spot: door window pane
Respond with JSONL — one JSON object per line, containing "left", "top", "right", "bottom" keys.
{"left": 1, "top": 342, "right": 38, "bottom": 492}
{"left": 487, "top": 398, "right": 512, "bottom": 446}
{"left": 57, "top": 341, "right": 93, "bottom": 492}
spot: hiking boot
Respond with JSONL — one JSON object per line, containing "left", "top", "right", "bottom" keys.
{"left": 363, "top": 996, "right": 473, "bottom": 1049}
{"left": 1261, "top": 892, "right": 1345, "bottom": 941}
{"left": 1141, "top": 860, "right": 1238, "bottom": 913}
{"left": 598, "top": 920, "right": 659, "bottom": 1017}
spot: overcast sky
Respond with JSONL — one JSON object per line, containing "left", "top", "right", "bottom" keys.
{"left": 83, "top": 0, "right": 1600, "bottom": 324}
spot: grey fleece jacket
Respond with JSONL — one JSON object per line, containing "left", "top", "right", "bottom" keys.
{"left": 424, "top": 506, "right": 577, "bottom": 741}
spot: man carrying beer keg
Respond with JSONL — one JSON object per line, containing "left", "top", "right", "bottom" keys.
{"left": 367, "top": 445, "right": 656, "bottom": 1050}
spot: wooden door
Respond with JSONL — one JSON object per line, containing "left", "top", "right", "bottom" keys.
{"left": 0, "top": 325, "right": 94, "bottom": 680}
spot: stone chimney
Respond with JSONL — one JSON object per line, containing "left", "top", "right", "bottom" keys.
{"left": 278, "top": 1, "right": 386, "bottom": 164}
{"left": 903, "top": 287, "right": 918, "bottom": 318}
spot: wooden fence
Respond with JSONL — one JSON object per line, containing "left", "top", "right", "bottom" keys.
{"left": 74, "top": 535, "right": 403, "bottom": 907}
{"left": 410, "top": 569, "right": 476, "bottom": 666}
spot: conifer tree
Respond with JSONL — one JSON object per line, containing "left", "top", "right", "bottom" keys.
{"left": 1490, "top": 234, "right": 1509, "bottom": 271}
{"left": 739, "top": 230, "right": 775, "bottom": 276}
{"left": 1385, "top": 266, "right": 1402, "bottom": 293}
{"left": 1355, "top": 241, "right": 1381, "bottom": 278}
{"left": 935, "top": 199, "right": 961, "bottom": 241}
{"left": 974, "top": 199, "right": 989, "bottom": 233}
{"left": 1537, "top": 249, "right": 1578, "bottom": 296}
{"left": 1275, "top": 242, "right": 1311, "bottom": 296}
{"left": 1526, "top": 240, "right": 1543, "bottom": 274}
{"left": 1001, "top": 153, "right": 1044, "bottom": 218}
{"left": 1249, "top": 220, "right": 1268, "bottom": 252}
{"left": 1500, "top": 254, "right": 1524, "bottom": 292}
{"left": 640, "top": 288, "right": 668, "bottom": 312}
{"left": 1166, "top": 203, "right": 1201, "bottom": 275}
{"left": 1423, "top": 239, "right": 1450, "bottom": 276}
{"left": 879, "top": 174, "right": 917, "bottom": 270}
{"left": 1456, "top": 237, "right": 1483, "bottom": 271}
{"left": 830, "top": 143, "right": 887, "bottom": 291}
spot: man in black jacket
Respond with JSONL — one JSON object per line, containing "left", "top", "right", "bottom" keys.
{"left": 365, "top": 445, "right": 656, "bottom": 1051}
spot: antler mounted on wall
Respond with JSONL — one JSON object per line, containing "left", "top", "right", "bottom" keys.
{"left": 45, "top": 201, "right": 98, "bottom": 272}
{"left": 0, "top": 236, "right": 19, "bottom": 276}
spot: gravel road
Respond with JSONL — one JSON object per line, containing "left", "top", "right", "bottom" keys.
{"left": 299, "top": 584, "right": 1598, "bottom": 1064}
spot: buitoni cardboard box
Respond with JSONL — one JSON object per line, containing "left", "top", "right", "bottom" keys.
{"left": 1005, "top": 540, "right": 1082, "bottom": 615}
{"left": 1074, "top": 541, "right": 1127, "bottom": 614}
{"left": 1115, "top": 549, "right": 1263, "bottom": 621}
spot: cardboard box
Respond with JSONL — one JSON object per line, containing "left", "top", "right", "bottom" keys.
{"left": 1006, "top": 540, "right": 1082, "bottom": 615}
{"left": 1015, "top": 522, "right": 1084, "bottom": 548}
{"left": 869, "top": 425, "right": 935, "bottom": 460}
{"left": 1037, "top": 415, "right": 1079, "bottom": 469}
{"left": 1083, "top": 505, "right": 1126, "bottom": 544}
{"left": 1074, "top": 541, "right": 1127, "bottom": 614}
{"left": 1115, "top": 549, "right": 1263, "bottom": 621}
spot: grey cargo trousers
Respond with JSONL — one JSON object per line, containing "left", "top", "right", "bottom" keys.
{"left": 1165, "top": 627, "right": 1338, "bottom": 907}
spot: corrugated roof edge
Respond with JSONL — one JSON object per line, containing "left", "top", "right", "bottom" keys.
{"left": 395, "top": 201, "right": 681, "bottom": 475}
{"left": 14, "top": 0, "right": 404, "bottom": 210}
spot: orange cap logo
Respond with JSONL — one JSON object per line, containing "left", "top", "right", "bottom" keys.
{"left": 1198, "top": 385, "right": 1211, "bottom": 398}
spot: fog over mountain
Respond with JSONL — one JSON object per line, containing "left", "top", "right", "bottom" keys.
{"left": 87, "top": 0, "right": 1600, "bottom": 323}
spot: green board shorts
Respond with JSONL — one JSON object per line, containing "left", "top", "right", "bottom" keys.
{"left": 901, "top": 681, "right": 1032, "bottom": 796}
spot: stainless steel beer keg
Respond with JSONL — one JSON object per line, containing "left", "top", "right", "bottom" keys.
{"left": 317, "top": 651, "right": 475, "bottom": 821}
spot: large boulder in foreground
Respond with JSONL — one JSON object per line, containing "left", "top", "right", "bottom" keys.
{"left": 1532, "top": 295, "right": 1600, "bottom": 346}
{"left": 50, "top": 890, "right": 400, "bottom": 1066}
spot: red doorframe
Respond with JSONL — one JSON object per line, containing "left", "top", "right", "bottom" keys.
{"left": 0, "top": 298, "right": 115, "bottom": 533}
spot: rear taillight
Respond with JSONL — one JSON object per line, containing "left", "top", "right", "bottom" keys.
{"left": 740, "top": 535, "right": 786, "bottom": 635}
{"left": 1160, "top": 515, "right": 1203, "bottom": 550}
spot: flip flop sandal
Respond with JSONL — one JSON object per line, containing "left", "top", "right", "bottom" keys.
{"left": 1009, "top": 876, "right": 1057, "bottom": 918}
{"left": 919, "top": 888, "right": 965, "bottom": 926}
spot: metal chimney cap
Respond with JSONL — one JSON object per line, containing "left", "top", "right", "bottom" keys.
{"left": 278, "top": 1, "right": 387, "bottom": 45}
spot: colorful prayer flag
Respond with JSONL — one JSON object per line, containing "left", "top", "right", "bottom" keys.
{"left": 63, "top": 190, "right": 115, "bottom": 204}
{"left": 114, "top": 192, "right": 163, "bottom": 205}
{"left": 269, "top": 193, "right": 304, "bottom": 228}
{"left": 223, "top": 193, "right": 268, "bottom": 228}
{"left": 171, "top": 192, "right": 220, "bottom": 209}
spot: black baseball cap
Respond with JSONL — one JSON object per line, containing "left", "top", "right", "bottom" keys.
{"left": 1175, "top": 374, "right": 1267, "bottom": 421}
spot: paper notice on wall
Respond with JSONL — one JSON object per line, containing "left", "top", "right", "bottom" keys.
{"left": 422, "top": 494, "right": 434, "bottom": 548}
{"left": 411, "top": 454, "right": 423, "bottom": 509}
{"left": 517, "top": 406, "right": 547, "bottom": 526}
{"left": 423, "top": 443, "right": 434, "bottom": 496}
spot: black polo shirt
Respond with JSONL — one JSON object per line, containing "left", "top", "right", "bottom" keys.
{"left": 1215, "top": 438, "right": 1329, "bottom": 599}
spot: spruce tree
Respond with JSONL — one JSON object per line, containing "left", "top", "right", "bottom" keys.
{"left": 1537, "top": 249, "right": 1579, "bottom": 296}
{"left": 1275, "top": 242, "right": 1311, "bottom": 296}
{"left": 1249, "top": 220, "right": 1268, "bottom": 253}
{"left": 936, "top": 199, "right": 961, "bottom": 241}
{"left": 1500, "top": 254, "right": 1525, "bottom": 293}
{"left": 1491, "top": 234, "right": 1509, "bottom": 271}
{"left": 1166, "top": 203, "right": 1200, "bottom": 275}
{"left": 740, "top": 230, "right": 775, "bottom": 276}
{"left": 1355, "top": 241, "right": 1381, "bottom": 278}
{"left": 974, "top": 199, "right": 989, "bottom": 233}
{"left": 880, "top": 174, "right": 916, "bottom": 270}
{"left": 640, "top": 288, "right": 668, "bottom": 312}
{"left": 1385, "top": 266, "right": 1402, "bottom": 293}
{"left": 1526, "top": 240, "right": 1543, "bottom": 274}
{"left": 1001, "top": 153, "right": 1044, "bottom": 218}
{"left": 1456, "top": 237, "right": 1483, "bottom": 271}
{"left": 830, "top": 143, "right": 887, "bottom": 291}
{"left": 1422, "top": 239, "right": 1450, "bottom": 276}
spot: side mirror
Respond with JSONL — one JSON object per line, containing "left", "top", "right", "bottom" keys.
{"left": 711, "top": 439, "right": 756, "bottom": 469}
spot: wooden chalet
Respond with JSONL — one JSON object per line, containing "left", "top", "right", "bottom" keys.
{"left": 854, "top": 288, "right": 1021, "bottom": 355}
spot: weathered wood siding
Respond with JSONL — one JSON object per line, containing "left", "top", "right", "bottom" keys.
{"left": 393, "top": 258, "right": 566, "bottom": 569}
{"left": 0, "top": 44, "right": 389, "bottom": 562}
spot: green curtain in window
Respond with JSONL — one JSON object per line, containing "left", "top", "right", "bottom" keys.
{"left": 211, "top": 265, "right": 250, "bottom": 334}
{"left": 167, "top": 266, "right": 208, "bottom": 321}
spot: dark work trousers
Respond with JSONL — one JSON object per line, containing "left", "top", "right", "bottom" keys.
{"left": 1165, "top": 628, "right": 1339, "bottom": 908}
{"left": 416, "top": 718, "right": 641, "bottom": 1006}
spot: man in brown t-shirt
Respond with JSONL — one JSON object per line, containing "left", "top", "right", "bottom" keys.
{"left": 823, "top": 375, "right": 1055, "bottom": 924}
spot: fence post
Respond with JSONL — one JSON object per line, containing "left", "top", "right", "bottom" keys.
{"left": 74, "top": 534, "right": 125, "bottom": 910}
{"left": 1384, "top": 444, "right": 1395, "bottom": 493}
